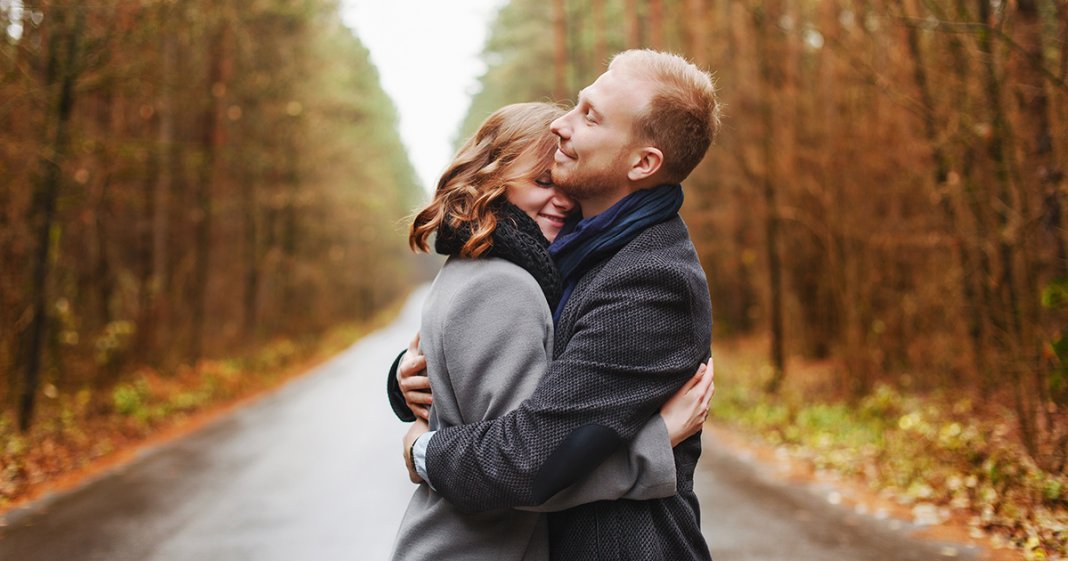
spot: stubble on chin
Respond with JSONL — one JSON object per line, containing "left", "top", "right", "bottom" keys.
{"left": 551, "top": 163, "right": 622, "bottom": 202}
{"left": 551, "top": 166, "right": 580, "bottom": 198}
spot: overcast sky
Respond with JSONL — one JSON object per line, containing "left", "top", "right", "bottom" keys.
{"left": 340, "top": 0, "right": 506, "bottom": 192}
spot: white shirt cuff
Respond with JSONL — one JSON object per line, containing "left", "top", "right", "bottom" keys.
{"left": 413, "top": 430, "right": 436, "bottom": 489}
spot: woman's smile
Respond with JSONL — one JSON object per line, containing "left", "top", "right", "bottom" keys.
{"left": 506, "top": 149, "right": 577, "bottom": 242}
{"left": 537, "top": 212, "right": 566, "bottom": 228}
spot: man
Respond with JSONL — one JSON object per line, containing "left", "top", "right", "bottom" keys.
{"left": 391, "top": 49, "right": 720, "bottom": 559}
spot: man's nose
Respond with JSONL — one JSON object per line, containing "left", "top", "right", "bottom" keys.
{"left": 550, "top": 115, "right": 569, "bottom": 139}
{"left": 552, "top": 194, "right": 575, "bottom": 211}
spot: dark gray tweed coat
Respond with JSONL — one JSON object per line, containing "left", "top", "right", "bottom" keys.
{"left": 423, "top": 215, "right": 713, "bottom": 560}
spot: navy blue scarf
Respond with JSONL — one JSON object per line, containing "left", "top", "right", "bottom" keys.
{"left": 548, "top": 183, "right": 684, "bottom": 322}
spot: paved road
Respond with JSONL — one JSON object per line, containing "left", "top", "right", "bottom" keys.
{"left": 696, "top": 439, "right": 980, "bottom": 561}
{"left": 0, "top": 287, "right": 983, "bottom": 561}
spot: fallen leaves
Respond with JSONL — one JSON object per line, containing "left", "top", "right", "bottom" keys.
{"left": 710, "top": 339, "right": 1068, "bottom": 559}
{"left": 0, "top": 303, "right": 404, "bottom": 514}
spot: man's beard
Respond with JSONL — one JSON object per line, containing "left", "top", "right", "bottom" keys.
{"left": 551, "top": 152, "right": 627, "bottom": 202}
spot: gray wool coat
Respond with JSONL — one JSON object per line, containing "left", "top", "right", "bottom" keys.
{"left": 389, "top": 256, "right": 678, "bottom": 561}
{"left": 422, "top": 216, "right": 714, "bottom": 561}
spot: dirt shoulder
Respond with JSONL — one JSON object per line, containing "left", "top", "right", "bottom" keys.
{"left": 1, "top": 300, "right": 406, "bottom": 517}
{"left": 709, "top": 337, "right": 1064, "bottom": 561}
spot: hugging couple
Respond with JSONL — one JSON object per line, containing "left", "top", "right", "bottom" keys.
{"left": 385, "top": 49, "right": 721, "bottom": 560}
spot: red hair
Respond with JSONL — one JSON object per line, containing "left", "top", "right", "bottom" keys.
{"left": 409, "top": 102, "right": 564, "bottom": 257}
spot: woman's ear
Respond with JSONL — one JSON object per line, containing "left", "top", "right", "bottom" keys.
{"left": 627, "top": 147, "right": 664, "bottom": 182}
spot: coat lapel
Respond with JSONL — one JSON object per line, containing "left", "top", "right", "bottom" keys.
{"left": 553, "top": 258, "right": 612, "bottom": 359}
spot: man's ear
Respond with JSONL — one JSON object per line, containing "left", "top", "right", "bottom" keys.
{"left": 627, "top": 146, "right": 664, "bottom": 182}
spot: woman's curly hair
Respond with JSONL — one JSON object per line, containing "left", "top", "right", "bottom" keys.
{"left": 409, "top": 102, "right": 565, "bottom": 258}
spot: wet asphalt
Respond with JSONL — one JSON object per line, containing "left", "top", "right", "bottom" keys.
{"left": 0, "top": 287, "right": 984, "bottom": 561}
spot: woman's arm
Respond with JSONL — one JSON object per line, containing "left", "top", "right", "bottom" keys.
{"left": 386, "top": 334, "right": 432, "bottom": 422}
{"left": 386, "top": 349, "right": 417, "bottom": 422}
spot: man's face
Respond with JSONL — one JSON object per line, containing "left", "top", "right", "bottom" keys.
{"left": 549, "top": 68, "right": 655, "bottom": 205}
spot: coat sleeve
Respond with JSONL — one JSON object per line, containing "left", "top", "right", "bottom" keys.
{"left": 517, "top": 413, "right": 676, "bottom": 512}
{"left": 425, "top": 259, "right": 709, "bottom": 513}
{"left": 386, "top": 349, "right": 417, "bottom": 422}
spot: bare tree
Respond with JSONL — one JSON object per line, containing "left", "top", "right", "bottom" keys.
{"left": 21, "top": 6, "right": 86, "bottom": 431}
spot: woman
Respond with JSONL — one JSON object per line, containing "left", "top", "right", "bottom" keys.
{"left": 389, "top": 102, "right": 712, "bottom": 560}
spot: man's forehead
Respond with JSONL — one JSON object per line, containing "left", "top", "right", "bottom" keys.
{"left": 579, "top": 69, "right": 651, "bottom": 114}
{"left": 576, "top": 84, "right": 597, "bottom": 104}
{"left": 580, "top": 69, "right": 615, "bottom": 97}
{"left": 577, "top": 71, "right": 618, "bottom": 107}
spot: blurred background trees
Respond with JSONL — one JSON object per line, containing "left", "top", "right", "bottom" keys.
{"left": 2, "top": 0, "right": 1066, "bottom": 478}
{"left": 460, "top": 0, "right": 1067, "bottom": 472}
{"left": 0, "top": 0, "right": 422, "bottom": 431}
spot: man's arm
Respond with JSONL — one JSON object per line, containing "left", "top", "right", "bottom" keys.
{"left": 424, "top": 259, "right": 711, "bottom": 513}
{"left": 407, "top": 360, "right": 713, "bottom": 500}
{"left": 518, "top": 413, "right": 676, "bottom": 511}
{"left": 524, "top": 358, "right": 714, "bottom": 510}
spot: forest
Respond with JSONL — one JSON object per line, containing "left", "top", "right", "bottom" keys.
{"left": 1, "top": 0, "right": 1066, "bottom": 556}
{"left": 462, "top": 0, "right": 1067, "bottom": 466}
{"left": 0, "top": 0, "right": 421, "bottom": 450}
{"left": 459, "top": 0, "right": 1066, "bottom": 555}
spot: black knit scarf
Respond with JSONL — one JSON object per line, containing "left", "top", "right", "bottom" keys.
{"left": 435, "top": 202, "right": 563, "bottom": 309}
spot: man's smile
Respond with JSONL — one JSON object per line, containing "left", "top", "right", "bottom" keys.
{"left": 555, "top": 146, "right": 576, "bottom": 162}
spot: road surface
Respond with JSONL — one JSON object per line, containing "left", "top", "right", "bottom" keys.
{"left": 0, "top": 287, "right": 983, "bottom": 560}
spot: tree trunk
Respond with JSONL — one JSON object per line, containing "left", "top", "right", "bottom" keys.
{"left": 591, "top": 0, "right": 607, "bottom": 68}
{"left": 92, "top": 89, "right": 115, "bottom": 333}
{"left": 1057, "top": 0, "right": 1068, "bottom": 300}
{"left": 647, "top": 0, "right": 663, "bottom": 50}
{"left": 924, "top": 0, "right": 998, "bottom": 395}
{"left": 1010, "top": 0, "right": 1063, "bottom": 281}
{"left": 149, "top": 5, "right": 176, "bottom": 359}
{"left": 900, "top": 0, "right": 987, "bottom": 381}
{"left": 552, "top": 0, "right": 568, "bottom": 101}
{"left": 1059, "top": 0, "right": 1068, "bottom": 83}
{"left": 242, "top": 172, "right": 259, "bottom": 337}
{"left": 976, "top": 0, "right": 1036, "bottom": 455}
{"left": 137, "top": 122, "right": 161, "bottom": 364}
{"left": 190, "top": 19, "right": 231, "bottom": 363}
{"left": 625, "top": 0, "right": 641, "bottom": 49}
{"left": 281, "top": 148, "right": 300, "bottom": 324}
{"left": 753, "top": 1, "right": 787, "bottom": 393}
{"left": 21, "top": 6, "right": 84, "bottom": 432}
{"left": 685, "top": 0, "right": 708, "bottom": 67}
{"left": 1010, "top": 0, "right": 1066, "bottom": 458}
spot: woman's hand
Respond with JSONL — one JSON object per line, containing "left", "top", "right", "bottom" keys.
{"left": 659, "top": 361, "right": 715, "bottom": 447}
{"left": 397, "top": 333, "right": 433, "bottom": 420}
{"left": 403, "top": 418, "right": 430, "bottom": 484}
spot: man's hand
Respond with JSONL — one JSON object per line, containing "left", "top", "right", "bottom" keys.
{"left": 659, "top": 361, "right": 715, "bottom": 447}
{"left": 398, "top": 333, "right": 432, "bottom": 420}
{"left": 403, "top": 418, "right": 430, "bottom": 484}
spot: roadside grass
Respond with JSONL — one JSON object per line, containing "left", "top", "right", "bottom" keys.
{"left": 0, "top": 298, "right": 407, "bottom": 513}
{"left": 711, "top": 338, "right": 1068, "bottom": 561}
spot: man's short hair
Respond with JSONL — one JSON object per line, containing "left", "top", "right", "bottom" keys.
{"left": 609, "top": 50, "right": 721, "bottom": 183}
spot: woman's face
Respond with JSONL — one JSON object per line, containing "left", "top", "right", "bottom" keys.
{"left": 506, "top": 149, "right": 577, "bottom": 242}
